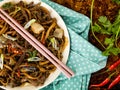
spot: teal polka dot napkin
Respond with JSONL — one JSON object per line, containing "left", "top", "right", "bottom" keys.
{"left": 41, "top": 0, "right": 107, "bottom": 90}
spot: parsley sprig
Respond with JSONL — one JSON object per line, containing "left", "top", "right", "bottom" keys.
{"left": 92, "top": 10, "right": 120, "bottom": 56}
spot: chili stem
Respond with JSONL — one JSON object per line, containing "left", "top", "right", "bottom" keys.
{"left": 94, "top": 59, "right": 120, "bottom": 76}
{"left": 115, "top": 25, "right": 120, "bottom": 47}
{"left": 108, "top": 74, "right": 120, "bottom": 89}
{"left": 90, "top": 0, "right": 106, "bottom": 49}
{"left": 107, "top": 59, "right": 120, "bottom": 71}
{"left": 90, "top": 72, "right": 115, "bottom": 88}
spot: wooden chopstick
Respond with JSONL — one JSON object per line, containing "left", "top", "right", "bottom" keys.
{"left": 0, "top": 8, "right": 74, "bottom": 78}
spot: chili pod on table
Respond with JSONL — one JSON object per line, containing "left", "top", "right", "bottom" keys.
{"left": 107, "top": 59, "right": 120, "bottom": 71}
{"left": 94, "top": 59, "right": 120, "bottom": 76}
{"left": 108, "top": 74, "right": 120, "bottom": 89}
{"left": 90, "top": 73, "right": 115, "bottom": 88}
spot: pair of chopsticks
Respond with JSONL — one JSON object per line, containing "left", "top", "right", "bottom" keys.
{"left": 0, "top": 8, "right": 74, "bottom": 78}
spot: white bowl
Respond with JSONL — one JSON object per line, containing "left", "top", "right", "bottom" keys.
{"left": 0, "top": 0, "right": 70, "bottom": 90}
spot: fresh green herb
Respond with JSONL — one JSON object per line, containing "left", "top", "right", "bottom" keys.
{"left": 27, "top": 57, "right": 41, "bottom": 62}
{"left": 92, "top": 23, "right": 101, "bottom": 33}
{"left": 112, "top": 0, "right": 120, "bottom": 4}
{"left": 98, "top": 16, "right": 111, "bottom": 28}
{"left": 2, "top": 2, "right": 13, "bottom": 9}
{"left": 50, "top": 37, "right": 59, "bottom": 50}
{"left": 28, "top": 50, "right": 37, "bottom": 57}
{"left": 104, "top": 38, "right": 114, "bottom": 46}
{"left": 93, "top": 16, "right": 112, "bottom": 35}
{"left": 102, "top": 47, "right": 120, "bottom": 56}
{"left": 2, "top": 34, "right": 17, "bottom": 41}
{"left": 92, "top": 10, "right": 120, "bottom": 56}
{"left": 91, "top": 0, "right": 106, "bottom": 49}
{"left": 27, "top": 50, "right": 40, "bottom": 62}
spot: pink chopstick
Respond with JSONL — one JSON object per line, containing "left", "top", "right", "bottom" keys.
{"left": 0, "top": 8, "right": 74, "bottom": 78}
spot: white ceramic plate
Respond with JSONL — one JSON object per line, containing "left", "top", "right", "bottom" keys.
{"left": 0, "top": 0, "right": 70, "bottom": 90}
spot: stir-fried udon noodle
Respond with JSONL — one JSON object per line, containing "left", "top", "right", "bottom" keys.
{"left": 0, "top": 1, "right": 66, "bottom": 87}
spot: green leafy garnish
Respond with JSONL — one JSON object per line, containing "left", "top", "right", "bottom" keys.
{"left": 27, "top": 50, "right": 40, "bottom": 62}
{"left": 90, "top": 0, "right": 106, "bottom": 49}
{"left": 27, "top": 57, "right": 41, "bottom": 62}
{"left": 92, "top": 16, "right": 112, "bottom": 35}
{"left": 98, "top": 16, "right": 111, "bottom": 28}
{"left": 112, "top": 0, "right": 120, "bottom": 4}
{"left": 92, "top": 10, "right": 120, "bottom": 56}
{"left": 2, "top": 2, "right": 13, "bottom": 9}
{"left": 103, "top": 47, "right": 120, "bottom": 56}
{"left": 104, "top": 38, "right": 114, "bottom": 46}
{"left": 50, "top": 37, "right": 59, "bottom": 50}
{"left": 28, "top": 50, "right": 37, "bottom": 57}
{"left": 92, "top": 23, "right": 101, "bottom": 33}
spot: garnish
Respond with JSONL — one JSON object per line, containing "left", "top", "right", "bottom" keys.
{"left": 2, "top": 2, "right": 13, "bottom": 9}
{"left": 27, "top": 50, "right": 41, "bottom": 62}
{"left": 50, "top": 37, "right": 59, "bottom": 50}
{"left": 90, "top": 0, "right": 106, "bottom": 49}
{"left": 2, "top": 34, "right": 17, "bottom": 41}
{"left": 24, "top": 19, "right": 36, "bottom": 29}
{"left": 27, "top": 57, "right": 41, "bottom": 62}
{"left": 28, "top": 50, "right": 37, "bottom": 57}
{"left": 92, "top": 10, "right": 120, "bottom": 56}
{"left": 112, "top": 0, "right": 120, "bottom": 4}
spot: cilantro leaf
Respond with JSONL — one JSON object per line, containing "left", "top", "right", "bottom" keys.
{"left": 115, "top": 10, "right": 120, "bottom": 22}
{"left": 32, "top": 50, "right": 37, "bottom": 57}
{"left": 102, "top": 47, "right": 120, "bottom": 56}
{"left": 28, "top": 50, "right": 37, "bottom": 57}
{"left": 92, "top": 23, "right": 101, "bottom": 33}
{"left": 98, "top": 16, "right": 107, "bottom": 23}
{"left": 98, "top": 16, "right": 111, "bottom": 28}
{"left": 93, "top": 22, "right": 111, "bottom": 35}
{"left": 111, "top": 24, "right": 120, "bottom": 34}
{"left": 100, "top": 29, "right": 111, "bottom": 35}
{"left": 104, "top": 38, "right": 114, "bottom": 46}
{"left": 92, "top": 10, "right": 120, "bottom": 56}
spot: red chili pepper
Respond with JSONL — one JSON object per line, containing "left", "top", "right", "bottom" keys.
{"left": 108, "top": 74, "right": 120, "bottom": 89}
{"left": 41, "top": 38, "right": 45, "bottom": 45}
{"left": 90, "top": 73, "right": 115, "bottom": 88}
{"left": 16, "top": 70, "right": 21, "bottom": 77}
{"left": 7, "top": 44, "right": 12, "bottom": 53}
{"left": 12, "top": 48, "right": 23, "bottom": 54}
{"left": 99, "top": 59, "right": 120, "bottom": 74}
{"left": 107, "top": 59, "right": 120, "bottom": 71}
{"left": 7, "top": 44, "right": 23, "bottom": 54}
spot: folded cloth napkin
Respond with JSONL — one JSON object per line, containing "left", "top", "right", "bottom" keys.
{"left": 40, "top": 0, "right": 107, "bottom": 90}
